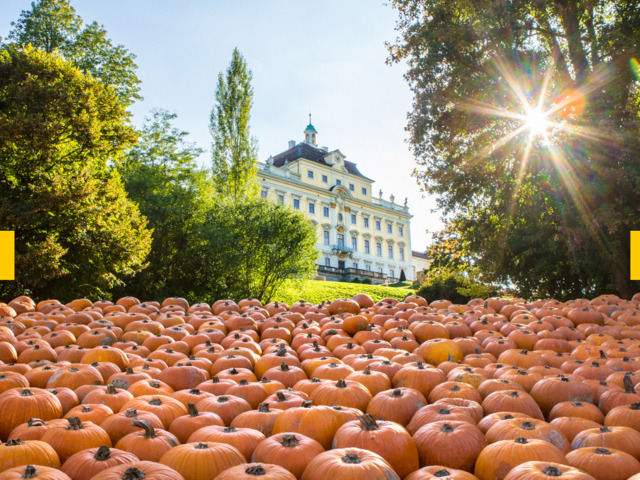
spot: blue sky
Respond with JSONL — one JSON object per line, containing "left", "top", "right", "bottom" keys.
{"left": 1, "top": 0, "right": 442, "bottom": 252}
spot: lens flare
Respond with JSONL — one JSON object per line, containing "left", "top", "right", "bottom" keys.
{"left": 631, "top": 58, "right": 640, "bottom": 81}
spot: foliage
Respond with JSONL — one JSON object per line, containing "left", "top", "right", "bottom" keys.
{"left": 273, "top": 279, "right": 415, "bottom": 305}
{"left": 389, "top": 0, "right": 640, "bottom": 299}
{"left": 0, "top": 46, "right": 151, "bottom": 300}
{"left": 115, "top": 109, "right": 220, "bottom": 301}
{"left": 416, "top": 268, "right": 499, "bottom": 304}
{"left": 6, "top": 0, "right": 140, "bottom": 106}
{"left": 210, "top": 47, "right": 259, "bottom": 202}
{"left": 399, "top": 269, "right": 407, "bottom": 282}
{"left": 203, "top": 198, "right": 318, "bottom": 303}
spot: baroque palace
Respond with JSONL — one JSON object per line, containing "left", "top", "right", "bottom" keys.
{"left": 257, "top": 121, "right": 431, "bottom": 283}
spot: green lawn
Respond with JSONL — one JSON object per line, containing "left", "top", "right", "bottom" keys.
{"left": 272, "top": 279, "right": 418, "bottom": 305}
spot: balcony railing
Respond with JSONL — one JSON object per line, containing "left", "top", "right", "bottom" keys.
{"left": 332, "top": 245, "right": 354, "bottom": 253}
{"left": 317, "top": 265, "right": 387, "bottom": 280}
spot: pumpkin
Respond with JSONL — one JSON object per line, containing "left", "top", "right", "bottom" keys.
{"left": 168, "top": 402, "right": 225, "bottom": 444}
{"left": 120, "top": 395, "right": 188, "bottom": 429}
{"left": 474, "top": 437, "right": 568, "bottom": 480}
{"left": 310, "top": 378, "right": 372, "bottom": 411}
{"left": 272, "top": 404, "right": 344, "bottom": 450}
{"left": 332, "top": 414, "right": 418, "bottom": 479}
{"left": 485, "top": 419, "right": 571, "bottom": 454}
{"left": 158, "top": 442, "right": 246, "bottom": 480}
{"left": 61, "top": 446, "right": 139, "bottom": 480}
{"left": 565, "top": 447, "right": 640, "bottom": 480}
{"left": 187, "top": 425, "right": 265, "bottom": 461}
{"left": 40, "top": 416, "right": 111, "bottom": 463}
{"left": 0, "top": 465, "right": 71, "bottom": 480}
{"left": 87, "top": 460, "right": 185, "bottom": 480}
{"left": 570, "top": 425, "right": 640, "bottom": 458}
{"left": 502, "top": 461, "right": 596, "bottom": 480}
{"left": 212, "top": 463, "right": 296, "bottom": 480}
{"left": 114, "top": 419, "right": 179, "bottom": 462}
{"left": 252, "top": 433, "right": 324, "bottom": 480}
{"left": 414, "top": 420, "right": 487, "bottom": 471}
{"left": 300, "top": 448, "right": 399, "bottom": 480}
{"left": 0, "top": 438, "right": 60, "bottom": 470}
{"left": 196, "top": 394, "right": 252, "bottom": 425}
{"left": 404, "top": 466, "right": 479, "bottom": 480}
{"left": 231, "top": 403, "right": 283, "bottom": 437}
{"left": 0, "top": 388, "right": 63, "bottom": 441}
{"left": 365, "top": 387, "right": 426, "bottom": 427}
{"left": 100, "top": 408, "right": 165, "bottom": 446}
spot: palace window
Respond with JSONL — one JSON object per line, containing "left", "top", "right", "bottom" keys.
{"left": 323, "top": 206, "right": 329, "bottom": 217}
{"left": 308, "top": 170, "right": 314, "bottom": 179}
{"left": 364, "top": 240, "right": 370, "bottom": 254}
{"left": 308, "top": 202, "right": 315, "bottom": 214}
{"left": 323, "top": 231, "right": 330, "bottom": 245}
{"left": 293, "top": 198, "right": 300, "bottom": 210}
{"left": 376, "top": 242, "right": 382, "bottom": 256}
{"left": 322, "top": 175, "right": 328, "bottom": 183}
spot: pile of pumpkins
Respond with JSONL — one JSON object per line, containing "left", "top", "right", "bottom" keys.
{"left": 1, "top": 292, "right": 640, "bottom": 480}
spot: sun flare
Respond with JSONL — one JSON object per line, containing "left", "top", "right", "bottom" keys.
{"left": 524, "top": 107, "right": 550, "bottom": 136}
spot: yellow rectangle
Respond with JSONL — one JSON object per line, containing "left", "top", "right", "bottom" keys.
{"left": 0, "top": 231, "right": 15, "bottom": 281}
{"left": 632, "top": 231, "right": 640, "bottom": 280}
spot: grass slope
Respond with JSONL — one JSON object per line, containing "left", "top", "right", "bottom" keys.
{"left": 273, "top": 279, "right": 417, "bottom": 305}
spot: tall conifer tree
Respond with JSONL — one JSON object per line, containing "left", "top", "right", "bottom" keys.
{"left": 210, "top": 48, "right": 259, "bottom": 202}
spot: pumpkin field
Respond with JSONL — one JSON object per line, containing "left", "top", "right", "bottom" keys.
{"left": 1, "top": 293, "right": 640, "bottom": 480}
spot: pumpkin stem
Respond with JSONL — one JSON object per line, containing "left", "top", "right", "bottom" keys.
{"left": 257, "top": 403, "right": 270, "bottom": 413}
{"left": 125, "top": 408, "right": 138, "bottom": 418}
{"left": 342, "top": 453, "right": 362, "bottom": 464}
{"left": 599, "top": 350, "right": 607, "bottom": 359}
{"left": 358, "top": 414, "right": 379, "bottom": 431}
{"left": 276, "top": 391, "right": 287, "bottom": 402}
{"left": 440, "top": 423, "right": 454, "bottom": 433}
{"left": 122, "top": 467, "right": 147, "bottom": 480}
{"left": 433, "top": 469, "right": 451, "bottom": 477}
{"left": 631, "top": 402, "right": 640, "bottom": 410}
{"left": 520, "top": 421, "right": 535, "bottom": 430}
{"left": 336, "top": 379, "right": 347, "bottom": 388}
{"left": 20, "top": 389, "right": 34, "bottom": 397}
{"left": 94, "top": 445, "right": 112, "bottom": 461}
{"left": 599, "top": 426, "right": 612, "bottom": 433}
{"left": 624, "top": 375, "right": 636, "bottom": 394}
{"left": 5, "top": 439, "right": 24, "bottom": 446}
{"left": 67, "top": 416, "right": 83, "bottom": 430}
{"left": 391, "top": 389, "right": 403, "bottom": 398}
{"left": 514, "top": 437, "right": 529, "bottom": 444}
{"left": 416, "top": 361, "right": 424, "bottom": 369}
{"left": 20, "top": 466, "right": 39, "bottom": 479}
{"left": 189, "top": 388, "right": 201, "bottom": 395}
{"left": 301, "top": 400, "right": 313, "bottom": 408}
{"left": 149, "top": 398, "right": 162, "bottom": 406}
{"left": 106, "top": 384, "right": 118, "bottom": 394}
{"left": 595, "top": 448, "right": 612, "bottom": 455}
{"left": 245, "top": 465, "right": 267, "bottom": 475}
{"left": 280, "top": 434, "right": 299, "bottom": 447}
{"left": 218, "top": 396, "right": 228, "bottom": 403}
{"left": 211, "top": 376, "right": 220, "bottom": 383}
{"left": 280, "top": 362, "right": 290, "bottom": 371}
{"left": 275, "top": 344, "right": 287, "bottom": 357}
{"left": 363, "top": 365, "right": 371, "bottom": 374}
{"left": 187, "top": 402, "right": 199, "bottom": 417}
{"left": 195, "top": 443, "right": 209, "bottom": 449}
{"left": 541, "top": 466, "right": 563, "bottom": 477}
{"left": 26, "top": 418, "right": 46, "bottom": 427}
{"left": 132, "top": 419, "right": 157, "bottom": 438}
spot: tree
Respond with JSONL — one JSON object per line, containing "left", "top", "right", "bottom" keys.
{"left": 389, "top": 0, "right": 640, "bottom": 299}
{"left": 0, "top": 46, "right": 151, "bottom": 300}
{"left": 202, "top": 198, "right": 318, "bottom": 302}
{"left": 6, "top": 0, "right": 141, "bottom": 106}
{"left": 210, "top": 47, "right": 259, "bottom": 201}
{"left": 116, "top": 109, "right": 222, "bottom": 300}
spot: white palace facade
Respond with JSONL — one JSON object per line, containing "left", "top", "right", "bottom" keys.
{"left": 257, "top": 122, "right": 425, "bottom": 283}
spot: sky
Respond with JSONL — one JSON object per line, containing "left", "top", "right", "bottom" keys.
{"left": 1, "top": 0, "right": 443, "bottom": 252}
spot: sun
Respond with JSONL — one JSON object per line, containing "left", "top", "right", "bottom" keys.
{"left": 524, "top": 107, "right": 550, "bottom": 136}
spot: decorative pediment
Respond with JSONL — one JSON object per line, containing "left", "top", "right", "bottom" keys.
{"left": 362, "top": 233, "right": 372, "bottom": 239}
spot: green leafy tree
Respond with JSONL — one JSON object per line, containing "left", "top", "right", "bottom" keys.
{"left": 0, "top": 46, "right": 151, "bottom": 300}
{"left": 6, "top": 0, "right": 141, "bottom": 106}
{"left": 389, "top": 0, "right": 640, "bottom": 299}
{"left": 202, "top": 199, "right": 318, "bottom": 302}
{"left": 210, "top": 47, "right": 259, "bottom": 201}
{"left": 117, "top": 109, "right": 222, "bottom": 300}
